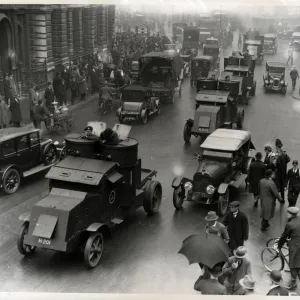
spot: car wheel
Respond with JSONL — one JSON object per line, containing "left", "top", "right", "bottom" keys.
{"left": 183, "top": 123, "right": 192, "bottom": 143}
{"left": 43, "top": 143, "right": 58, "bottom": 166}
{"left": 84, "top": 232, "right": 104, "bottom": 268}
{"left": 143, "top": 181, "right": 162, "bottom": 215}
{"left": 173, "top": 186, "right": 185, "bottom": 209}
{"left": 17, "top": 222, "right": 36, "bottom": 256}
{"left": 2, "top": 168, "right": 21, "bottom": 195}
{"left": 217, "top": 190, "right": 229, "bottom": 216}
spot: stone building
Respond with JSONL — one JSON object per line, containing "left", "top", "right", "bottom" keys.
{"left": 0, "top": 4, "right": 115, "bottom": 95}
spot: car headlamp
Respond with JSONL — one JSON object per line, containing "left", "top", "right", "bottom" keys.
{"left": 206, "top": 185, "right": 215, "bottom": 195}
{"left": 232, "top": 162, "right": 237, "bottom": 167}
{"left": 264, "top": 80, "right": 268, "bottom": 83}
{"left": 270, "top": 80, "right": 273, "bottom": 84}
{"left": 184, "top": 182, "right": 193, "bottom": 191}
{"left": 281, "top": 80, "right": 284, "bottom": 84}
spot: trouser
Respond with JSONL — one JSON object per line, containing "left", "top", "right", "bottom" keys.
{"left": 261, "top": 219, "right": 270, "bottom": 230}
{"left": 92, "top": 86, "right": 98, "bottom": 94}
{"left": 12, "top": 121, "right": 20, "bottom": 127}
{"left": 288, "top": 187, "right": 300, "bottom": 207}
{"left": 71, "top": 90, "right": 77, "bottom": 104}
{"left": 287, "top": 56, "right": 294, "bottom": 65}
{"left": 0, "top": 124, "right": 7, "bottom": 129}
{"left": 292, "top": 78, "right": 297, "bottom": 88}
{"left": 290, "top": 268, "right": 300, "bottom": 286}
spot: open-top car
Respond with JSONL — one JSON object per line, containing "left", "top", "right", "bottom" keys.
{"left": 243, "top": 36, "right": 264, "bottom": 65}
{"left": 117, "top": 85, "right": 160, "bottom": 124}
{"left": 172, "top": 129, "right": 255, "bottom": 216}
{"left": 17, "top": 123, "right": 162, "bottom": 268}
{"left": 263, "top": 33, "right": 278, "bottom": 54}
{"left": 263, "top": 62, "right": 287, "bottom": 94}
{"left": 180, "top": 54, "right": 192, "bottom": 78}
{"left": 190, "top": 56, "right": 216, "bottom": 87}
{"left": 0, "top": 125, "right": 62, "bottom": 195}
{"left": 292, "top": 32, "right": 300, "bottom": 51}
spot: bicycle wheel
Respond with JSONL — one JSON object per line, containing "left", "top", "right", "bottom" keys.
{"left": 266, "top": 238, "right": 289, "bottom": 257}
{"left": 261, "top": 247, "right": 284, "bottom": 272}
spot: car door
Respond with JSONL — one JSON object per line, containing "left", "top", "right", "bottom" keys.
{"left": 29, "top": 131, "right": 41, "bottom": 166}
{"left": 15, "top": 135, "right": 32, "bottom": 171}
{"left": 0, "top": 139, "right": 17, "bottom": 168}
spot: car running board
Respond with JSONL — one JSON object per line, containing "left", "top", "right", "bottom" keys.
{"left": 23, "top": 163, "right": 55, "bottom": 178}
{"left": 111, "top": 218, "right": 124, "bottom": 225}
{"left": 229, "top": 174, "right": 248, "bottom": 189}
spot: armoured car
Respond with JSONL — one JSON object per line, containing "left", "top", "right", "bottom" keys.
{"left": 172, "top": 129, "right": 255, "bottom": 216}
{"left": 243, "top": 36, "right": 264, "bottom": 65}
{"left": 263, "top": 62, "right": 287, "bottom": 94}
{"left": 190, "top": 56, "right": 216, "bottom": 87}
{"left": 117, "top": 85, "right": 160, "bottom": 124}
{"left": 17, "top": 123, "right": 162, "bottom": 268}
{"left": 0, "top": 125, "right": 61, "bottom": 194}
{"left": 263, "top": 33, "right": 278, "bottom": 54}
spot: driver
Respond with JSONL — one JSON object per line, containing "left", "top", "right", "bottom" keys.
{"left": 83, "top": 126, "right": 99, "bottom": 140}
{"left": 100, "top": 128, "right": 120, "bottom": 145}
{"left": 239, "top": 49, "right": 251, "bottom": 59}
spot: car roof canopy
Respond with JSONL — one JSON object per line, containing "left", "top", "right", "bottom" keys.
{"left": 192, "top": 55, "right": 213, "bottom": 61}
{"left": 225, "top": 65, "right": 250, "bottom": 72}
{"left": 264, "top": 33, "right": 276, "bottom": 38}
{"left": 200, "top": 129, "right": 252, "bottom": 151}
{"left": 267, "top": 62, "right": 286, "bottom": 68}
{"left": 0, "top": 124, "right": 38, "bottom": 142}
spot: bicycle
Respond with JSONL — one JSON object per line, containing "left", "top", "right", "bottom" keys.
{"left": 261, "top": 237, "right": 290, "bottom": 272}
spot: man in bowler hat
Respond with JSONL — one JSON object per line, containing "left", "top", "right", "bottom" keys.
{"left": 205, "top": 211, "right": 229, "bottom": 243}
{"left": 286, "top": 160, "right": 300, "bottom": 207}
{"left": 266, "top": 270, "right": 289, "bottom": 295}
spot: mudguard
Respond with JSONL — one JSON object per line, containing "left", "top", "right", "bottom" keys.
{"left": 86, "top": 223, "right": 106, "bottom": 232}
{"left": 186, "top": 118, "right": 194, "bottom": 127}
{"left": 0, "top": 164, "right": 22, "bottom": 180}
{"left": 18, "top": 211, "right": 31, "bottom": 222}
{"left": 172, "top": 176, "right": 184, "bottom": 188}
{"left": 218, "top": 183, "right": 228, "bottom": 195}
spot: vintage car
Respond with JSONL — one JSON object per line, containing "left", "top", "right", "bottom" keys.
{"left": 130, "top": 60, "right": 140, "bottom": 80}
{"left": 17, "top": 123, "right": 162, "bottom": 268}
{"left": 183, "top": 27, "right": 200, "bottom": 50}
{"left": 0, "top": 125, "right": 62, "bottom": 195}
{"left": 183, "top": 79, "right": 244, "bottom": 143}
{"left": 172, "top": 129, "right": 255, "bottom": 216}
{"left": 263, "top": 33, "right": 278, "bottom": 54}
{"left": 203, "top": 44, "right": 220, "bottom": 69}
{"left": 180, "top": 54, "right": 192, "bottom": 78}
{"left": 190, "top": 56, "right": 216, "bottom": 87}
{"left": 243, "top": 36, "right": 264, "bottom": 65}
{"left": 137, "top": 51, "right": 183, "bottom": 103}
{"left": 263, "top": 62, "right": 287, "bottom": 94}
{"left": 117, "top": 85, "right": 160, "bottom": 124}
{"left": 291, "top": 32, "right": 300, "bottom": 51}
{"left": 223, "top": 55, "right": 257, "bottom": 105}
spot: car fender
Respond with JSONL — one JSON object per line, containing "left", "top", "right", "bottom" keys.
{"left": 186, "top": 118, "right": 194, "bottom": 127}
{"left": 0, "top": 164, "right": 23, "bottom": 180}
{"left": 116, "top": 107, "right": 122, "bottom": 117}
{"left": 18, "top": 211, "right": 31, "bottom": 222}
{"left": 172, "top": 176, "right": 184, "bottom": 188}
{"left": 86, "top": 223, "right": 107, "bottom": 233}
{"left": 218, "top": 183, "right": 228, "bottom": 195}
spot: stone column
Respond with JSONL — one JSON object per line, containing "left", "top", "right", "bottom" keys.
{"left": 96, "top": 5, "right": 106, "bottom": 49}
{"left": 66, "top": 8, "right": 74, "bottom": 57}
{"left": 83, "top": 6, "right": 96, "bottom": 52}
{"left": 107, "top": 5, "right": 116, "bottom": 48}
{"left": 73, "top": 8, "right": 83, "bottom": 53}
{"left": 51, "top": 8, "right": 68, "bottom": 64}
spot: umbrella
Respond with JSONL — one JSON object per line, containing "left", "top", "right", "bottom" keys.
{"left": 178, "top": 233, "right": 230, "bottom": 268}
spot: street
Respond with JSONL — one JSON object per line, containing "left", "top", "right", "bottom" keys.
{"left": 1, "top": 32, "right": 300, "bottom": 294}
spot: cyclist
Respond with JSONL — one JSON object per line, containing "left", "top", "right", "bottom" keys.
{"left": 290, "top": 66, "right": 299, "bottom": 90}
{"left": 99, "top": 81, "right": 112, "bottom": 114}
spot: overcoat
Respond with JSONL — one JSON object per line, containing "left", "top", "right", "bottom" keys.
{"left": 0, "top": 100, "right": 10, "bottom": 126}
{"left": 259, "top": 178, "right": 281, "bottom": 220}
{"left": 194, "top": 278, "right": 227, "bottom": 295}
{"left": 3, "top": 78, "right": 13, "bottom": 98}
{"left": 247, "top": 159, "right": 266, "bottom": 194}
{"left": 78, "top": 76, "right": 87, "bottom": 94}
{"left": 9, "top": 98, "right": 22, "bottom": 122}
{"left": 278, "top": 216, "right": 300, "bottom": 268}
{"left": 274, "top": 150, "right": 286, "bottom": 191}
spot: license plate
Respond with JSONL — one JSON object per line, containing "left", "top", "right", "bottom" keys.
{"left": 199, "top": 127, "right": 209, "bottom": 132}
{"left": 38, "top": 238, "right": 51, "bottom": 245}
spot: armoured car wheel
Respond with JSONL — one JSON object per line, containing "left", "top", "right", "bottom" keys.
{"left": 173, "top": 186, "right": 185, "bottom": 209}
{"left": 59, "top": 146, "right": 67, "bottom": 161}
{"left": 217, "top": 190, "right": 229, "bottom": 216}
{"left": 17, "top": 223, "right": 36, "bottom": 256}
{"left": 84, "top": 232, "right": 104, "bottom": 268}
{"left": 43, "top": 144, "right": 58, "bottom": 166}
{"left": 2, "top": 168, "right": 20, "bottom": 194}
{"left": 183, "top": 124, "right": 192, "bottom": 143}
{"left": 143, "top": 181, "right": 162, "bottom": 215}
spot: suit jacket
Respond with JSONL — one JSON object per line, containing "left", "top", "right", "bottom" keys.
{"left": 264, "top": 153, "right": 276, "bottom": 171}
{"left": 286, "top": 168, "right": 300, "bottom": 190}
{"left": 44, "top": 87, "right": 55, "bottom": 106}
{"left": 223, "top": 211, "right": 249, "bottom": 250}
{"left": 34, "top": 104, "right": 51, "bottom": 121}
{"left": 3, "top": 78, "right": 12, "bottom": 98}
{"left": 194, "top": 278, "right": 227, "bottom": 295}
{"left": 248, "top": 160, "right": 266, "bottom": 194}
{"left": 206, "top": 221, "right": 230, "bottom": 244}
{"left": 267, "top": 286, "right": 289, "bottom": 296}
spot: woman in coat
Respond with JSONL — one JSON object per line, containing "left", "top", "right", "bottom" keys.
{"left": 259, "top": 169, "right": 284, "bottom": 231}
{"left": 0, "top": 96, "right": 10, "bottom": 128}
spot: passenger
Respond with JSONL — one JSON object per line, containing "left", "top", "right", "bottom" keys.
{"left": 225, "top": 75, "right": 230, "bottom": 81}
{"left": 83, "top": 126, "right": 99, "bottom": 140}
{"left": 100, "top": 128, "right": 120, "bottom": 145}
{"left": 207, "top": 74, "right": 216, "bottom": 81}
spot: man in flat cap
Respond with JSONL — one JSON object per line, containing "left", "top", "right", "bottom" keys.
{"left": 223, "top": 201, "right": 249, "bottom": 252}
{"left": 286, "top": 160, "right": 300, "bottom": 207}
{"left": 278, "top": 207, "right": 300, "bottom": 290}
{"left": 264, "top": 145, "right": 276, "bottom": 171}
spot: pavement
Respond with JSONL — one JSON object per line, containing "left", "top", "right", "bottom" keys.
{"left": 1, "top": 29, "right": 300, "bottom": 294}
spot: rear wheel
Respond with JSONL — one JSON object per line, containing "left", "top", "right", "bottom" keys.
{"left": 173, "top": 186, "right": 185, "bottom": 209}
{"left": 261, "top": 247, "right": 284, "bottom": 272}
{"left": 43, "top": 143, "right": 58, "bottom": 166}
{"left": 84, "top": 232, "right": 104, "bottom": 268}
{"left": 2, "top": 168, "right": 21, "bottom": 194}
{"left": 17, "top": 223, "right": 36, "bottom": 256}
{"left": 143, "top": 181, "right": 162, "bottom": 215}
{"left": 183, "top": 123, "right": 192, "bottom": 143}
{"left": 217, "top": 189, "right": 229, "bottom": 216}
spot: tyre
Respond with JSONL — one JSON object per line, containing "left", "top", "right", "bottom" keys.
{"left": 59, "top": 145, "right": 67, "bottom": 161}
{"left": 43, "top": 143, "right": 58, "bottom": 166}
{"left": 143, "top": 181, "right": 162, "bottom": 215}
{"left": 217, "top": 189, "right": 229, "bottom": 216}
{"left": 261, "top": 247, "right": 284, "bottom": 272}
{"left": 2, "top": 168, "right": 21, "bottom": 194}
{"left": 17, "top": 223, "right": 36, "bottom": 256}
{"left": 266, "top": 238, "right": 289, "bottom": 258}
{"left": 84, "top": 232, "right": 104, "bottom": 268}
{"left": 183, "top": 123, "right": 192, "bottom": 143}
{"left": 173, "top": 185, "right": 185, "bottom": 209}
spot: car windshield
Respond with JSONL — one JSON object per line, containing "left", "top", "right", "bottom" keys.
{"left": 202, "top": 149, "right": 233, "bottom": 159}
{"left": 264, "top": 39, "right": 274, "bottom": 43}
{"left": 269, "top": 67, "right": 285, "bottom": 73}
{"left": 122, "top": 90, "right": 145, "bottom": 102}
{"left": 225, "top": 70, "right": 248, "bottom": 77}
{"left": 192, "top": 60, "right": 210, "bottom": 68}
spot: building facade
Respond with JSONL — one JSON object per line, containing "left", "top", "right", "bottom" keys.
{"left": 0, "top": 4, "right": 115, "bottom": 95}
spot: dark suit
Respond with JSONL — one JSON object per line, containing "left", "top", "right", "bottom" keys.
{"left": 194, "top": 278, "right": 227, "bottom": 295}
{"left": 267, "top": 286, "right": 289, "bottom": 296}
{"left": 264, "top": 153, "right": 276, "bottom": 171}
{"left": 206, "top": 221, "right": 230, "bottom": 243}
{"left": 286, "top": 168, "right": 300, "bottom": 207}
{"left": 44, "top": 87, "right": 55, "bottom": 109}
{"left": 223, "top": 211, "right": 249, "bottom": 251}
{"left": 248, "top": 159, "right": 266, "bottom": 196}
{"left": 9, "top": 98, "right": 22, "bottom": 127}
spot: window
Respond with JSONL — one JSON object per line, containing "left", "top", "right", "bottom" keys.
{"left": 30, "top": 132, "right": 39, "bottom": 146}
{"left": 2, "top": 140, "right": 16, "bottom": 156}
{"left": 18, "top": 135, "right": 28, "bottom": 151}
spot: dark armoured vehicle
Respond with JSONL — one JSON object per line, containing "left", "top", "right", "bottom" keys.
{"left": 190, "top": 56, "right": 216, "bottom": 87}
{"left": 243, "top": 35, "right": 264, "bottom": 65}
{"left": 172, "top": 129, "right": 255, "bottom": 216}
{"left": 0, "top": 125, "right": 61, "bottom": 194}
{"left": 117, "top": 85, "right": 160, "bottom": 124}
{"left": 183, "top": 79, "right": 244, "bottom": 143}
{"left": 17, "top": 123, "right": 162, "bottom": 268}
{"left": 263, "top": 62, "right": 287, "bottom": 94}
{"left": 263, "top": 33, "right": 278, "bottom": 54}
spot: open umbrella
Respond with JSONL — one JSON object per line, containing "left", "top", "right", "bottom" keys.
{"left": 178, "top": 233, "right": 230, "bottom": 268}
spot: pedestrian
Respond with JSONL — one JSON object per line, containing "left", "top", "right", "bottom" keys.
{"left": 278, "top": 207, "right": 300, "bottom": 290}
{"left": 247, "top": 152, "right": 266, "bottom": 207}
{"left": 266, "top": 270, "right": 289, "bottom": 295}
{"left": 275, "top": 139, "right": 288, "bottom": 201}
{"left": 33, "top": 99, "right": 52, "bottom": 129}
{"left": 222, "top": 246, "right": 252, "bottom": 295}
{"left": 29, "top": 85, "right": 40, "bottom": 128}
{"left": 70, "top": 76, "right": 78, "bottom": 105}
{"left": 8, "top": 73, "right": 18, "bottom": 96}
{"left": 194, "top": 263, "right": 227, "bottom": 295}
{"left": 52, "top": 72, "right": 61, "bottom": 100}
{"left": 290, "top": 65, "right": 299, "bottom": 89}
{"left": 58, "top": 78, "right": 67, "bottom": 106}
{"left": 0, "top": 96, "right": 9, "bottom": 129}
{"left": 264, "top": 145, "right": 276, "bottom": 171}
{"left": 90, "top": 66, "right": 99, "bottom": 94}
{"left": 222, "top": 201, "right": 249, "bottom": 252}
{"left": 259, "top": 169, "right": 284, "bottom": 231}
{"left": 239, "top": 275, "right": 256, "bottom": 295}
{"left": 205, "top": 211, "right": 229, "bottom": 243}
{"left": 78, "top": 72, "right": 87, "bottom": 101}
{"left": 9, "top": 96, "right": 22, "bottom": 128}
{"left": 286, "top": 160, "right": 300, "bottom": 207}
{"left": 3, "top": 73, "right": 12, "bottom": 104}
{"left": 44, "top": 82, "right": 55, "bottom": 112}
{"left": 287, "top": 45, "right": 294, "bottom": 66}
